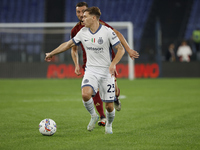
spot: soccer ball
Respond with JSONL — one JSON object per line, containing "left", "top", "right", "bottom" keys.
{"left": 39, "top": 118, "right": 57, "bottom": 136}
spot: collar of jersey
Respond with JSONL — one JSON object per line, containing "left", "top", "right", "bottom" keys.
{"left": 89, "top": 24, "right": 102, "bottom": 35}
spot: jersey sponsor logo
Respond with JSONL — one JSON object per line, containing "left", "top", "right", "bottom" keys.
{"left": 84, "top": 39, "right": 89, "bottom": 42}
{"left": 86, "top": 47, "right": 103, "bottom": 53}
{"left": 98, "top": 37, "right": 103, "bottom": 44}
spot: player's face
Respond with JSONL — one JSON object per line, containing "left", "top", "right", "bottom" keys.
{"left": 76, "top": 6, "right": 87, "bottom": 22}
{"left": 82, "top": 12, "right": 93, "bottom": 28}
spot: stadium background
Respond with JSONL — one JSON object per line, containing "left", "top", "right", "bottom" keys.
{"left": 0, "top": 0, "right": 200, "bottom": 78}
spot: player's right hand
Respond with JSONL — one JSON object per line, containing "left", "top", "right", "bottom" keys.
{"left": 45, "top": 53, "right": 53, "bottom": 62}
{"left": 75, "top": 65, "right": 82, "bottom": 76}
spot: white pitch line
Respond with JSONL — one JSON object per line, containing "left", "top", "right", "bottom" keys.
{"left": 118, "top": 95, "right": 127, "bottom": 99}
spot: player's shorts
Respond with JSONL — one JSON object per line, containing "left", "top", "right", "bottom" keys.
{"left": 81, "top": 67, "right": 115, "bottom": 103}
{"left": 82, "top": 64, "right": 118, "bottom": 78}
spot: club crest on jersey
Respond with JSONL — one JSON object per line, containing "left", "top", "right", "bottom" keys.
{"left": 98, "top": 37, "right": 103, "bottom": 44}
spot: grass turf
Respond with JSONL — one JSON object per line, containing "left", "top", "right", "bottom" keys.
{"left": 0, "top": 78, "right": 200, "bottom": 150}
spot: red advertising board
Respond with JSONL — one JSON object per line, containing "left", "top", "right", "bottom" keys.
{"left": 47, "top": 63, "right": 159, "bottom": 78}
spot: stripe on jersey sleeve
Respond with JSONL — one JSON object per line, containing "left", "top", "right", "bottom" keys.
{"left": 112, "top": 41, "right": 121, "bottom": 47}
{"left": 109, "top": 44, "right": 112, "bottom": 61}
{"left": 72, "top": 38, "right": 81, "bottom": 46}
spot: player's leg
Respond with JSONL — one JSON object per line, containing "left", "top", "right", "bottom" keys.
{"left": 105, "top": 102, "right": 115, "bottom": 134}
{"left": 93, "top": 91, "right": 106, "bottom": 127}
{"left": 114, "top": 78, "right": 121, "bottom": 111}
{"left": 82, "top": 86, "right": 96, "bottom": 115}
{"left": 99, "top": 76, "right": 115, "bottom": 134}
{"left": 82, "top": 75, "right": 99, "bottom": 131}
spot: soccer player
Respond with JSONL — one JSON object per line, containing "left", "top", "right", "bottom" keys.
{"left": 71, "top": 2, "right": 139, "bottom": 126}
{"left": 45, "top": 6, "right": 125, "bottom": 134}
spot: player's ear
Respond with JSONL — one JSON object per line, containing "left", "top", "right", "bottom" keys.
{"left": 92, "top": 15, "right": 96, "bottom": 20}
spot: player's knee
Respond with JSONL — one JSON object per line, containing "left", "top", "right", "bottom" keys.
{"left": 105, "top": 102, "right": 114, "bottom": 112}
{"left": 82, "top": 93, "right": 91, "bottom": 101}
{"left": 82, "top": 87, "right": 93, "bottom": 101}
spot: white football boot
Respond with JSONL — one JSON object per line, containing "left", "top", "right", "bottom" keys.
{"left": 105, "top": 124, "right": 113, "bottom": 134}
{"left": 87, "top": 114, "right": 99, "bottom": 131}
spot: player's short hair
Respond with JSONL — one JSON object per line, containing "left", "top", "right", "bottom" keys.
{"left": 76, "top": 2, "right": 88, "bottom": 8}
{"left": 84, "top": 7, "right": 101, "bottom": 20}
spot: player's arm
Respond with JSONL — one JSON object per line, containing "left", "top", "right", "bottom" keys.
{"left": 109, "top": 43, "right": 125, "bottom": 76}
{"left": 71, "top": 46, "right": 81, "bottom": 76}
{"left": 113, "top": 29, "right": 139, "bottom": 59}
{"left": 45, "top": 39, "right": 75, "bottom": 62}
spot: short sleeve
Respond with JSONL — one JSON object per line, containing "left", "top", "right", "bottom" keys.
{"left": 108, "top": 28, "right": 120, "bottom": 47}
{"left": 72, "top": 30, "right": 82, "bottom": 45}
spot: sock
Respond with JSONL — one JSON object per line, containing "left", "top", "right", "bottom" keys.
{"left": 93, "top": 91, "right": 106, "bottom": 119}
{"left": 83, "top": 98, "right": 96, "bottom": 116}
{"left": 116, "top": 88, "right": 120, "bottom": 98}
{"left": 106, "top": 109, "right": 115, "bottom": 127}
{"left": 114, "top": 88, "right": 120, "bottom": 102}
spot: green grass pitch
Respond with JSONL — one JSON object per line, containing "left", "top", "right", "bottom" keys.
{"left": 0, "top": 78, "right": 200, "bottom": 150}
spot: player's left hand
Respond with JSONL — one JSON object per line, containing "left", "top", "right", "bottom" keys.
{"left": 128, "top": 49, "right": 139, "bottom": 60}
{"left": 109, "top": 64, "right": 116, "bottom": 77}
